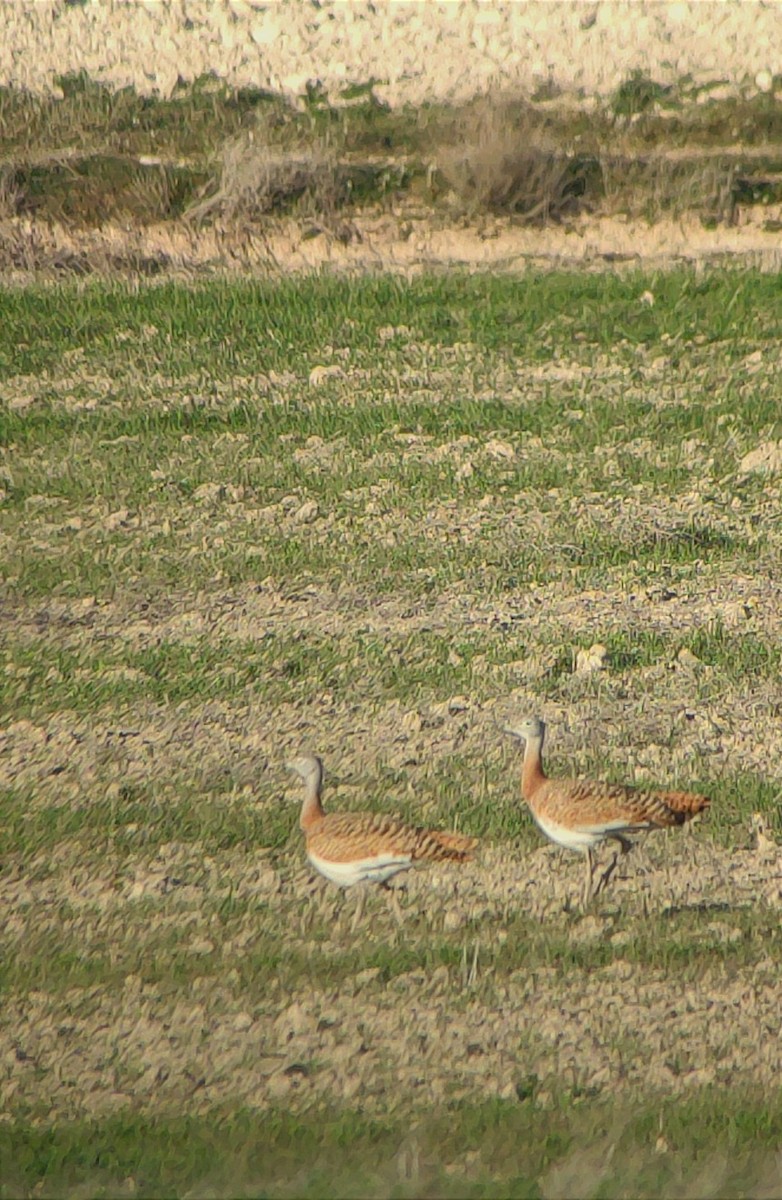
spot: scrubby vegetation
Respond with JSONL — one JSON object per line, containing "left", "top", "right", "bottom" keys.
{"left": 0, "top": 70, "right": 781, "bottom": 233}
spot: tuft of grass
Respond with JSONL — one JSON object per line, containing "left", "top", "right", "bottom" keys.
{"left": 435, "top": 97, "right": 595, "bottom": 220}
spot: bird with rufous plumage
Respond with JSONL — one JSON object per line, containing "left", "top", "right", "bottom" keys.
{"left": 287, "top": 753, "right": 478, "bottom": 926}
{"left": 504, "top": 717, "right": 710, "bottom": 906}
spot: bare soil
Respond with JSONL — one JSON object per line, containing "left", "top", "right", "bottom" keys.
{"left": 2, "top": 206, "right": 782, "bottom": 283}
{"left": 2, "top": 0, "right": 780, "bottom": 108}
{"left": 3, "top": 558, "right": 782, "bottom": 1123}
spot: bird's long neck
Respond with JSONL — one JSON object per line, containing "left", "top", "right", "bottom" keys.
{"left": 299, "top": 773, "right": 325, "bottom": 832}
{"left": 521, "top": 733, "right": 547, "bottom": 802}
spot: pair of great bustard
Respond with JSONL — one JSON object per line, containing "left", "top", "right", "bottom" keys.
{"left": 288, "top": 717, "right": 710, "bottom": 912}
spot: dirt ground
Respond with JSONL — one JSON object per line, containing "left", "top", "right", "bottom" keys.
{"left": 3, "top": 558, "right": 782, "bottom": 1124}
{"left": 3, "top": 206, "right": 782, "bottom": 284}
{"left": 3, "top": 0, "right": 780, "bottom": 107}
{"left": 2, "top": 804, "right": 781, "bottom": 1124}
{"left": 2, "top": 16, "right": 781, "bottom": 1197}
{"left": 2, "top": 206, "right": 782, "bottom": 1178}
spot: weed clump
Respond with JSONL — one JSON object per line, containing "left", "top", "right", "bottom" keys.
{"left": 436, "top": 98, "right": 594, "bottom": 221}
{"left": 612, "top": 70, "right": 672, "bottom": 117}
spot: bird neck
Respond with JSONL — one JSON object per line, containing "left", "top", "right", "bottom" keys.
{"left": 299, "top": 778, "right": 325, "bottom": 831}
{"left": 521, "top": 734, "right": 547, "bottom": 800}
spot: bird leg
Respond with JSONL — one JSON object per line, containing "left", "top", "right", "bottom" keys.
{"left": 381, "top": 880, "right": 405, "bottom": 927}
{"left": 582, "top": 848, "right": 594, "bottom": 908}
{"left": 314, "top": 881, "right": 337, "bottom": 927}
{"left": 348, "top": 885, "right": 368, "bottom": 934}
{"left": 595, "top": 836, "right": 633, "bottom": 897}
{"left": 595, "top": 852, "right": 619, "bottom": 897}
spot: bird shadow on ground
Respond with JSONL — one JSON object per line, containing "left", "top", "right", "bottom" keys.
{"left": 660, "top": 899, "right": 733, "bottom": 917}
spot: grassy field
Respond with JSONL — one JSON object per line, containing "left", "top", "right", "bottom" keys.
{"left": 2, "top": 269, "right": 782, "bottom": 1198}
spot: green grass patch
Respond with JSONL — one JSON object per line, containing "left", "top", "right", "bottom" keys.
{"left": 539, "top": 625, "right": 782, "bottom": 682}
{"left": 2, "top": 270, "right": 782, "bottom": 379}
{"left": 2, "top": 898, "right": 779, "bottom": 1003}
{"left": 1, "top": 786, "right": 273, "bottom": 862}
{"left": 2, "top": 1085, "right": 781, "bottom": 1199}
{"left": 2, "top": 269, "right": 778, "bottom": 602}
{"left": 2, "top": 626, "right": 546, "bottom": 717}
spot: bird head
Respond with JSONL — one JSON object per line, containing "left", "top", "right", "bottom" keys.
{"left": 286, "top": 754, "right": 324, "bottom": 789}
{"left": 503, "top": 716, "right": 546, "bottom": 743}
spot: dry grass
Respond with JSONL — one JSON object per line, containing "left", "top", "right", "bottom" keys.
{"left": 0, "top": 167, "right": 22, "bottom": 221}
{"left": 188, "top": 135, "right": 343, "bottom": 225}
{"left": 436, "top": 97, "right": 590, "bottom": 221}
{"left": 0, "top": 72, "right": 780, "bottom": 250}
{"left": 598, "top": 151, "right": 740, "bottom": 225}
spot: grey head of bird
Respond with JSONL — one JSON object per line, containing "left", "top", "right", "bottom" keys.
{"left": 503, "top": 716, "right": 546, "bottom": 743}
{"left": 286, "top": 753, "right": 324, "bottom": 789}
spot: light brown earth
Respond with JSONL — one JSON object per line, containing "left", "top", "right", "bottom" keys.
{"left": 3, "top": 206, "right": 782, "bottom": 284}
{"left": 2, "top": 138, "right": 782, "bottom": 1181}
{"left": 1, "top": 16, "right": 781, "bottom": 1200}
{"left": 3, "top": 557, "right": 782, "bottom": 1124}
{"left": 2, "top": 0, "right": 780, "bottom": 107}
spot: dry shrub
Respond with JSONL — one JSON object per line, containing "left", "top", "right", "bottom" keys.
{"left": 437, "top": 98, "right": 588, "bottom": 221}
{"left": 188, "top": 132, "right": 346, "bottom": 225}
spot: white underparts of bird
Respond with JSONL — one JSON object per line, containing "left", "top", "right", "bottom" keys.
{"left": 504, "top": 717, "right": 710, "bottom": 905}
{"left": 286, "top": 754, "right": 478, "bottom": 891}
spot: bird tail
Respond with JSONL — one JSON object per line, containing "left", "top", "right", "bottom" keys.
{"left": 415, "top": 828, "right": 479, "bottom": 862}
{"left": 654, "top": 789, "right": 711, "bottom": 820}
